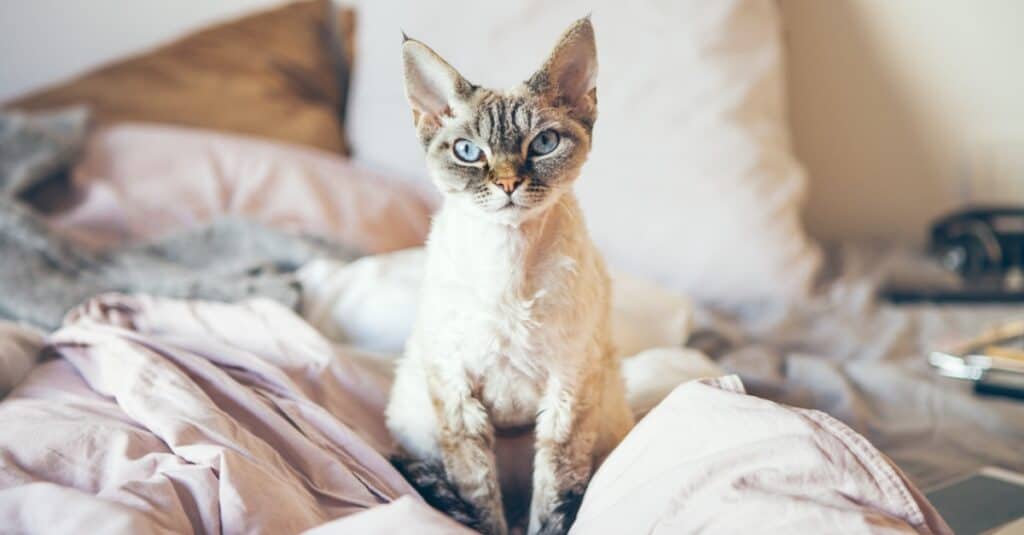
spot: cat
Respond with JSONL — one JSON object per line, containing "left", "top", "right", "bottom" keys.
{"left": 385, "top": 17, "right": 634, "bottom": 535}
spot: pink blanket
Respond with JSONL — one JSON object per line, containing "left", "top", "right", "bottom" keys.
{"left": 0, "top": 294, "right": 949, "bottom": 534}
{"left": 0, "top": 295, "right": 417, "bottom": 533}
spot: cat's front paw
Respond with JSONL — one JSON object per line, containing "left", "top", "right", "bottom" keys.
{"left": 533, "top": 489, "right": 585, "bottom": 535}
{"left": 391, "top": 455, "right": 507, "bottom": 534}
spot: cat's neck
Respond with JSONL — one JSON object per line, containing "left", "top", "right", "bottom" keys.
{"left": 429, "top": 192, "right": 585, "bottom": 275}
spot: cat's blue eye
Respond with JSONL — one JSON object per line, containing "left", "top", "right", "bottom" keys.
{"left": 453, "top": 139, "right": 483, "bottom": 163}
{"left": 529, "top": 130, "right": 560, "bottom": 156}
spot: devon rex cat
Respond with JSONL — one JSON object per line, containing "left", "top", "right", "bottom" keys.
{"left": 386, "top": 17, "right": 634, "bottom": 535}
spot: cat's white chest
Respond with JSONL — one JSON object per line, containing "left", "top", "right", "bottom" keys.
{"left": 416, "top": 205, "right": 586, "bottom": 426}
{"left": 421, "top": 244, "right": 562, "bottom": 419}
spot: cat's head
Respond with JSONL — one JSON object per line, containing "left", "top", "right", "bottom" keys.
{"left": 402, "top": 17, "right": 597, "bottom": 224}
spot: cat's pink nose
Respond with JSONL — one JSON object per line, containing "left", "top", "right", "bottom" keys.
{"left": 495, "top": 176, "right": 523, "bottom": 195}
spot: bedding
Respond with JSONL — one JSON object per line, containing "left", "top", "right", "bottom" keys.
{"left": 573, "top": 376, "right": 950, "bottom": 534}
{"left": 4, "top": 0, "right": 352, "bottom": 154}
{"left": 0, "top": 294, "right": 412, "bottom": 533}
{"left": 0, "top": 109, "right": 360, "bottom": 330}
{"left": 0, "top": 293, "right": 948, "bottom": 534}
{"left": 711, "top": 244, "right": 1024, "bottom": 489}
{"left": 0, "top": 103, "right": 1005, "bottom": 534}
{"left": 343, "top": 0, "right": 821, "bottom": 308}
{"left": 0, "top": 197, "right": 356, "bottom": 330}
{"left": 296, "top": 249, "right": 693, "bottom": 357}
{"left": 294, "top": 244, "right": 1024, "bottom": 492}
{"left": 296, "top": 250, "right": 718, "bottom": 416}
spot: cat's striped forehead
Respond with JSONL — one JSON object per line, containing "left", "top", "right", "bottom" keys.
{"left": 463, "top": 90, "right": 542, "bottom": 155}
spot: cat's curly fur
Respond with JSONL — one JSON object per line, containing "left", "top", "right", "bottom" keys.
{"left": 385, "top": 17, "right": 634, "bottom": 535}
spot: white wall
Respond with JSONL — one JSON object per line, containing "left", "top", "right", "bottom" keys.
{"left": 780, "top": 0, "right": 1024, "bottom": 244}
{"left": 0, "top": 0, "right": 288, "bottom": 101}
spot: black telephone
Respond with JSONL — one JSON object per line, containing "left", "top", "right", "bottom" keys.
{"left": 884, "top": 206, "right": 1024, "bottom": 303}
{"left": 930, "top": 206, "right": 1024, "bottom": 278}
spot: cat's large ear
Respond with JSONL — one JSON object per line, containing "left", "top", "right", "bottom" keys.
{"left": 402, "top": 36, "right": 473, "bottom": 135}
{"left": 526, "top": 17, "right": 598, "bottom": 125}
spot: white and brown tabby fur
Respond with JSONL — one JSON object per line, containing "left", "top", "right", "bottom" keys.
{"left": 385, "top": 18, "right": 634, "bottom": 535}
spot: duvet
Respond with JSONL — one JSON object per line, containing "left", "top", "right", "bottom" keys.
{"left": 0, "top": 294, "right": 949, "bottom": 534}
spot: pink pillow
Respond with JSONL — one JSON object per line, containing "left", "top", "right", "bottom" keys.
{"left": 573, "top": 377, "right": 950, "bottom": 534}
{"left": 51, "top": 123, "right": 435, "bottom": 253}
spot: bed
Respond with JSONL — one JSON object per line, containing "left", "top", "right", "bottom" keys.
{"left": 1, "top": 1, "right": 1021, "bottom": 533}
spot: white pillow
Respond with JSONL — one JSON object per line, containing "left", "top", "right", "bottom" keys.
{"left": 344, "top": 0, "right": 820, "bottom": 307}
{"left": 297, "top": 248, "right": 693, "bottom": 357}
{"left": 298, "top": 249, "right": 425, "bottom": 353}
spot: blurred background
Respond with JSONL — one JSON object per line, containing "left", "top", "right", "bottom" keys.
{"left": 3, "top": 4, "right": 1024, "bottom": 529}
{"left": 3, "top": 0, "right": 1022, "bottom": 246}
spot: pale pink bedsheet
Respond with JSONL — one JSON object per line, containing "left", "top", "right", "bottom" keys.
{"left": 0, "top": 294, "right": 417, "bottom": 534}
{"left": 47, "top": 123, "right": 435, "bottom": 253}
{"left": 572, "top": 376, "right": 951, "bottom": 534}
{"left": 0, "top": 294, "right": 949, "bottom": 534}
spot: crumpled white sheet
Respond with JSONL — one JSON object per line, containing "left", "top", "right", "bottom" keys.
{"left": 708, "top": 244, "right": 1024, "bottom": 489}
{"left": 297, "top": 247, "right": 695, "bottom": 357}
{"left": 296, "top": 247, "right": 723, "bottom": 416}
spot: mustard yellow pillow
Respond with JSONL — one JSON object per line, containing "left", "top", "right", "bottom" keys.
{"left": 5, "top": 0, "right": 352, "bottom": 154}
